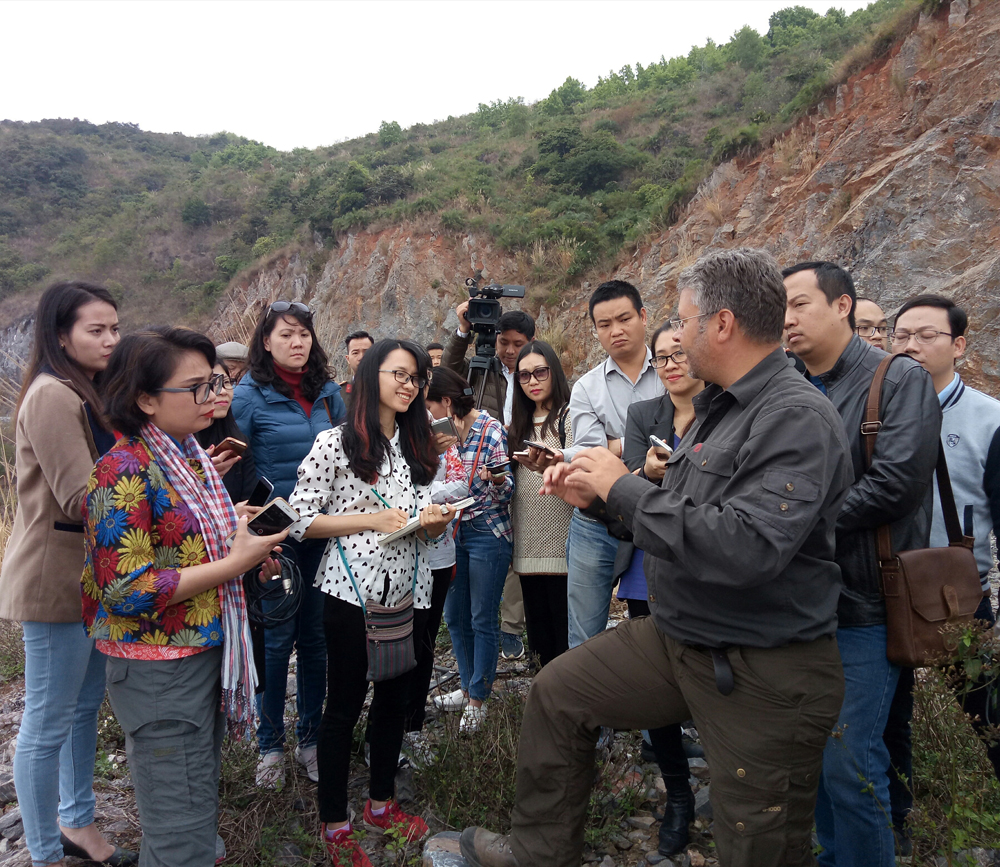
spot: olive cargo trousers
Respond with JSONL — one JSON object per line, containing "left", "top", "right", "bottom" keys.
{"left": 509, "top": 616, "right": 844, "bottom": 867}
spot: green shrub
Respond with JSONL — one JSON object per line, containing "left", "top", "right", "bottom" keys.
{"left": 378, "top": 120, "right": 403, "bottom": 146}
{"left": 251, "top": 236, "right": 276, "bottom": 259}
{"left": 180, "top": 197, "right": 211, "bottom": 227}
{"left": 215, "top": 255, "right": 242, "bottom": 277}
{"left": 439, "top": 209, "right": 465, "bottom": 231}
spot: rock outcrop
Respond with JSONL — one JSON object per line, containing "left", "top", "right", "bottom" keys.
{"left": 214, "top": 1, "right": 1000, "bottom": 388}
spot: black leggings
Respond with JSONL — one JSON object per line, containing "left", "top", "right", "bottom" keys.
{"left": 404, "top": 566, "right": 453, "bottom": 732}
{"left": 519, "top": 574, "right": 569, "bottom": 667}
{"left": 626, "top": 599, "right": 689, "bottom": 783}
{"left": 317, "top": 594, "right": 428, "bottom": 822}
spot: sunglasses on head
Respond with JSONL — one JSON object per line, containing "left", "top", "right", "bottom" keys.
{"left": 267, "top": 301, "right": 312, "bottom": 320}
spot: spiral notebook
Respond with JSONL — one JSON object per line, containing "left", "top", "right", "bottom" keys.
{"left": 377, "top": 497, "right": 475, "bottom": 545}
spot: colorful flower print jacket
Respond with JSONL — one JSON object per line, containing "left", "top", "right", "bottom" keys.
{"left": 81, "top": 436, "right": 222, "bottom": 654}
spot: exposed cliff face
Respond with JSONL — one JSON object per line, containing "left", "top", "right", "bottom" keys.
{"left": 216, "top": 1, "right": 1000, "bottom": 388}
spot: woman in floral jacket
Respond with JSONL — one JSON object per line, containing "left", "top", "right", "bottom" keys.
{"left": 82, "top": 327, "right": 287, "bottom": 866}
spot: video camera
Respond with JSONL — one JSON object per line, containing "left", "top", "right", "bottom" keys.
{"left": 465, "top": 270, "right": 526, "bottom": 339}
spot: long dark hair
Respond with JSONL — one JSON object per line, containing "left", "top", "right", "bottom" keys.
{"left": 508, "top": 340, "right": 570, "bottom": 455}
{"left": 247, "top": 304, "right": 332, "bottom": 402}
{"left": 342, "top": 339, "right": 438, "bottom": 486}
{"left": 17, "top": 281, "right": 118, "bottom": 425}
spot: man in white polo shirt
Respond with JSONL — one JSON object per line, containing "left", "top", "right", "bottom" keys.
{"left": 523, "top": 280, "right": 663, "bottom": 647}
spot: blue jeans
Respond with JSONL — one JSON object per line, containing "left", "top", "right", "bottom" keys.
{"left": 256, "top": 537, "right": 328, "bottom": 754}
{"left": 445, "top": 516, "right": 512, "bottom": 702}
{"left": 815, "top": 624, "right": 899, "bottom": 867}
{"left": 566, "top": 509, "right": 620, "bottom": 648}
{"left": 15, "top": 622, "right": 107, "bottom": 866}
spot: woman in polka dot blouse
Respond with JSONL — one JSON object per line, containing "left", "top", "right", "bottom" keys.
{"left": 287, "top": 339, "right": 452, "bottom": 866}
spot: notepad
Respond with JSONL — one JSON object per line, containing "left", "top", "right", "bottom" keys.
{"left": 377, "top": 497, "right": 476, "bottom": 545}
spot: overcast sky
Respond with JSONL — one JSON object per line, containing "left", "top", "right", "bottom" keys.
{"left": 1, "top": 0, "right": 873, "bottom": 152}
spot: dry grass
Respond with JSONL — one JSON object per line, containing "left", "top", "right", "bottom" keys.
{"left": 702, "top": 194, "right": 725, "bottom": 227}
{"left": 0, "top": 367, "right": 22, "bottom": 680}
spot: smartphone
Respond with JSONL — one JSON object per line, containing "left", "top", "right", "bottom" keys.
{"left": 649, "top": 434, "right": 674, "bottom": 457}
{"left": 246, "top": 499, "right": 299, "bottom": 536}
{"left": 523, "top": 439, "right": 556, "bottom": 455}
{"left": 486, "top": 460, "right": 511, "bottom": 478}
{"left": 431, "top": 416, "right": 458, "bottom": 438}
{"left": 247, "top": 476, "right": 275, "bottom": 508}
{"left": 217, "top": 436, "right": 248, "bottom": 457}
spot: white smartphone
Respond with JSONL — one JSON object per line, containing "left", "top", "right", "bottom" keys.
{"left": 431, "top": 416, "right": 458, "bottom": 438}
{"left": 649, "top": 434, "right": 673, "bottom": 457}
{"left": 245, "top": 498, "right": 299, "bottom": 536}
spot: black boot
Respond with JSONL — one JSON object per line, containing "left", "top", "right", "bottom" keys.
{"left": 658, "top": 778, "right": 695, "bottom": 857}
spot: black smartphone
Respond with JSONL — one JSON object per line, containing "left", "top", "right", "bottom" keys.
{"left": 523, "top": 439, "right": 556, "bottom": 455}
{"left": 486, "top": 460, "right": 511, "bottom": 477}
{"left": 247, "top": 476, "right": 274, "bottom": 508}
{"left": 246, "top": 499, "right": 299, "bottom": 536}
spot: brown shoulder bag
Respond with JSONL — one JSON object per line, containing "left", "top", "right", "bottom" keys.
{"left": 863, "top": 355, "right": 984, "bottom": 667}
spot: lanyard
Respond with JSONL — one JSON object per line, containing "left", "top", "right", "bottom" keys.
{"left": 334, "top": 537, "right": 419, "bottom": 613}
{"left": 332, "top": 477, "right": 418, "bottom": 611}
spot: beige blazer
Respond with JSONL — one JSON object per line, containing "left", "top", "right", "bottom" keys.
{"left": 0, "top": 374, "right": 99, "bottom": 623}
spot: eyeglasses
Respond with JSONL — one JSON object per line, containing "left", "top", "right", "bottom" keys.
{"left": 888, "top": 328, "right": 953, "bottom": 346}
{"left": 267, "top": 301, "right": 312, "bottom": 320}
{"left": 855, "top": 325, "right": 888, "bottom": 338}
{"left": 667, "top": 312, "right": 712, "bottom": 331}
{"left": 651, "top": 349, "right": 687, "bottom": 368}
{"left": 155, "top": 374, "right": 226, "bottom": 405}
{"left": 218, "top": 377, "right": 234, "bottom": 389}
{"left": 379, "top": 369, "right": 428, "bottom": 389}
{"left": 516, "top": 366, "right": 550, "bottom": 384}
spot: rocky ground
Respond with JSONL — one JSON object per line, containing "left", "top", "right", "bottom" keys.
{"left": 0, "top": 602, "right": 722, "bottom": 867}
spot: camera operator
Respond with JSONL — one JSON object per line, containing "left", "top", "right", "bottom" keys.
{"left": 443, "top": 299, "right": 534, "bottom": 425}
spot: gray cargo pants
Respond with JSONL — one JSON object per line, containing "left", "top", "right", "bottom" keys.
{"left": 106, "top": 648, "right": 225, "bottom": 867}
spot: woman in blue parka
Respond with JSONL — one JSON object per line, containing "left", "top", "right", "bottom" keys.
{"left": 232, "top": 300, "right": 346, "bottom": 790}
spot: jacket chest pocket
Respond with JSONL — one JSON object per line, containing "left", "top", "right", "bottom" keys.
{"left": 680, "top": 443, "right": 737, "bottom": 501}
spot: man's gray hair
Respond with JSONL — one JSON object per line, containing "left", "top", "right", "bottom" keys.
{"left": 680, "top": 248, "right": 786, "bottom": 343}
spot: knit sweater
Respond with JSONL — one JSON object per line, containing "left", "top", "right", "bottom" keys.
{"left": 933, "top": 375, "right": 1000, "bottom": 587}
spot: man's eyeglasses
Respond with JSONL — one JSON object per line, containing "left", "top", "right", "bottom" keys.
{"left": 155, "top": 374, "right": 226, "bottom": 405}
{"left": 267, "top": 301, "right": 312, "bottom": 320}
{"left": 667, "top": 312, "right": 712, "bottom": 331}
{"left": 516, "top": 366, "right": 550, "bottom": 384}
{"left": 855, "top": 325, "right": 888, "bottom": 338}
{"left": 380, "top": 369, "right": 428, "bottom": 389}
{"left": 888, "top": 328, "right": 953, "bottom": 346}
{"left": 651, "top": 349, "right": 687, "bottom": 368}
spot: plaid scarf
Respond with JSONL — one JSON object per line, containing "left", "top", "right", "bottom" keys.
{"left": 141, "top": 423, "right": 258, "bottom": 740}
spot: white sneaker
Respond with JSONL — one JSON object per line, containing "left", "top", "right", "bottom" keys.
{"left": 255, "top": 749, "right": 285, "bottom": 790}
{"left": 433, "top": 687, "right": 469, "bottom": 712}
{"left": 294, "top": 744, "right": 319, "bottom": 782}
{"left": 459, "top": 704, "right": 487, "bottom": 734}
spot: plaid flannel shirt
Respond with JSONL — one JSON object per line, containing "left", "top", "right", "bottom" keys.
{"left": 457, "top": 413, "right": 513, "bottom": 540}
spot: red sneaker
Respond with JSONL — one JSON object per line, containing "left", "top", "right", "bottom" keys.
{"left": 362, "top": 799, "right": 430, "bottom": 842}
{"left": 321, "top": 824, "right": 373, "bottom": 867}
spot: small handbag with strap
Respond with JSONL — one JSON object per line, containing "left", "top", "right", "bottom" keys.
{"left": 863, "top": 355, "right": 983, "bottom": 667}
{"left": 333, "top": 481, "right": 421, "bottom": 682}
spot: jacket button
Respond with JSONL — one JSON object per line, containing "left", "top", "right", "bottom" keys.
{"left": 779, "top": 503, "right": 789, "bottom": 512}
{"left": 737, "top": 768, "right": 746, "bottom": 777}
{"left": 701, "top": 460, "right": 708, "bottom": 466}
{"left": 785, "top": 482, "right": 795, "bottom": 492}
{"left": 649, "top": 593, "right": 656, "bottom": 603}
{"left": 736, "top": 822, "right": 745, "bottom": 832}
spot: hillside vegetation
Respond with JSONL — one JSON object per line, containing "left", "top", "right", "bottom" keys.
{"left": 0, "top": 0, "right": 931, "bottom": 327}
